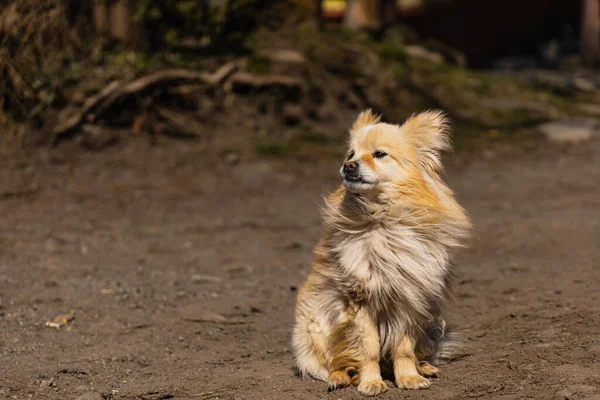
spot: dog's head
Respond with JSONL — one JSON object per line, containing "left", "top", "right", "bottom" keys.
{"left": 340, "top": 109, "right": 451, "bottom": 194}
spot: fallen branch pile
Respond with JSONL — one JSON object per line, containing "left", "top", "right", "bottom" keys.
{"left": 49, "top": 59, "right": 317, "bottom": 148}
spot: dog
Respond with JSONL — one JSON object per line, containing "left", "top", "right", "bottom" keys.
{"left": 292, "top": 109, "right": 472, "bottom": 396}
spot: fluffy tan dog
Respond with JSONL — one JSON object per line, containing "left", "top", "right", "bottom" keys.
{"left": 293, "top": 110, "right": 472, "bottom": 396}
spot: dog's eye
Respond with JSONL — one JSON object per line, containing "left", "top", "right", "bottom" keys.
{"left": 373, "top": 151, "right": 387, "bottom": 158}
{"left": 347, "top": 151, "right": 355, "bottom": 160}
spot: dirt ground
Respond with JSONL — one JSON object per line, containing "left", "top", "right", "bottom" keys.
{"left": 0, "top": 134, "right": 599, "bottom": 400}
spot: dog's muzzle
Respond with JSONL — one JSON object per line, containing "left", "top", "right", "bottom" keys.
{"left": 343, "top": 161, "right": 362, "bottom": 181}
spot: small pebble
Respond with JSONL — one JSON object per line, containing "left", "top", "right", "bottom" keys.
{"left": 224, "top": 152, "right": 241, "bottom": 165}
{"left": 40, "top": 378, "right": 54, "bottom": 388}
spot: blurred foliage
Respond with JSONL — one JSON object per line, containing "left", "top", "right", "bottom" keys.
{"left": 283, "top": 21, "right": 596, "bottom": 151}
{"left": 0, "top": 0, "right": 87, "bottom": 121}
{"left": 246, "top": 55, "right": 271, "bottom": 74}
{"left": 135, "top": 0, "right": 271, "bottom": 53}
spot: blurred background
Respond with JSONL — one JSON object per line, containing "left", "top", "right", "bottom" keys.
{"left": 2, "top": 0, "right": 600, "bottom": 150}
{"left": 1, "top": 2, "right": 599, "bottom": 400}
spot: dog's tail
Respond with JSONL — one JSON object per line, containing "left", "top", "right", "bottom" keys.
{"left": 421, "top": 319, "right": 471, "bottom": 366}
{"left": 430, "top": 329, "right": 470, "bottom": 365}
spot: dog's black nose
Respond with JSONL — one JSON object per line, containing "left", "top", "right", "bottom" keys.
{"left": 343, "top": 161, "right": 359, "bottom": 177}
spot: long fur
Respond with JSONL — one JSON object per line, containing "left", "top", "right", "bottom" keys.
{"left": 293, "top": 110, "right": 472, "bottom": 396}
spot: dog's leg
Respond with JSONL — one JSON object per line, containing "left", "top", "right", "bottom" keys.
{"left": 393, "top": 335, "right": 432, "bottom": 389}
{"left": 329, "top": 306, "right": 387, "bottom": 395}
{"left": 414, "top": 341, "right": 440, "bottom": 377}
{"left": 353, "top": 307, "right": 388, "bottom": 396}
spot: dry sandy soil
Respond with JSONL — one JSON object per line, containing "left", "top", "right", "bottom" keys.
{"left": 0, "top": 135, "right": 599, "bottom": 400}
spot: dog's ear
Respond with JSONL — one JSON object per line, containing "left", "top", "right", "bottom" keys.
{"left": 351, "top": 109, "right": 381, "bottom": 133}
{"left": 402, "top": 110, "right": 451, "bottom": 172}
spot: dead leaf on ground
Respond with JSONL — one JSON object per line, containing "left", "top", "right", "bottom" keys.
{"left": 45, "top": 313, "right": 75, "bottom": 329}
{"left": 4, "top": 312, "right": 17, "bottom": 320}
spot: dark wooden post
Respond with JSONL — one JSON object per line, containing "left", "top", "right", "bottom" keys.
{"left": 344, "top": 0, "right": 382, "bottom": 30}
{"left": 581, "top": 0, "right": 600, "bottom": 64}
{"left": 92, "top": 0, "right": 144, "bottom": 48}
{"left": 315, "top": 0, "right": 324, "bottom": 30}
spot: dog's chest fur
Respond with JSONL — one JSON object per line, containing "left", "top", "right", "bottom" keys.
{"left": 331, "top": 221, "right": 449, "bottom": 322}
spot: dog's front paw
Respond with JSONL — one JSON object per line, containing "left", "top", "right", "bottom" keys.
{"left": 328, "top": 370, "right": 351, "bottom": 391}
{"left": 358, "top": 378, "right": 388, "bottom": 396}
{"left": 396, "top": 375, "right": 431, "bottom": 390}
{"left": 417, "top": 361, "right": 439, "bottom": 377}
